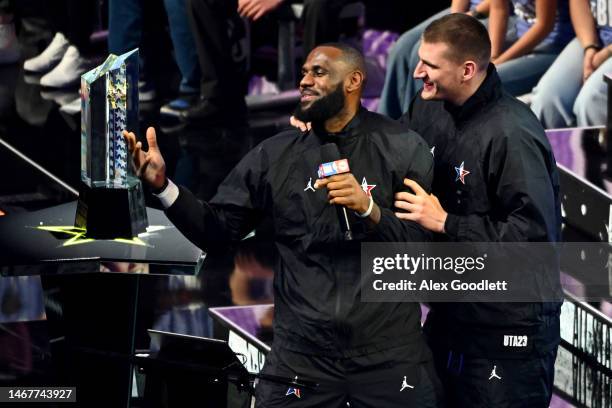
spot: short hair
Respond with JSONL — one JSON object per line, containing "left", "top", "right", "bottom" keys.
{"left": 320, "top": 42, "right": 367, "bottom": 78}
{"left": 422, "top": 13, "right": 491, "bottom": 69}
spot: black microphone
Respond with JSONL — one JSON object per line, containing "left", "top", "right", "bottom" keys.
{"left": 320, "top": 143, "right": 353, "bottom": 241}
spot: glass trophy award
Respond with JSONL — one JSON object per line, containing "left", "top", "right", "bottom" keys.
{"left": 75, "top": 48, "right": 148, "bottom": 239}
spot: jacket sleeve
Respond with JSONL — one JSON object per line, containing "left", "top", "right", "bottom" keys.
{"left": 372, "top": 134, "right": 434, "bottom": 242}
{"left": 444, "top": 127, "right": 559, "bottom": 242}
{"left": 165, "top": 145, "right": 268, "bottom": 251}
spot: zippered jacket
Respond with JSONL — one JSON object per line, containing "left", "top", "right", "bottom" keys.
{"left": 400, "top": 65, "right": 562, "bottom": 358}
{"left": 166, "top": 108, "right": 435, "bottom": 358}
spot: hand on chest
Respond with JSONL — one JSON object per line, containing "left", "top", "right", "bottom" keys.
{"left": 272, "top": 152, "right": 397, "bottom": 228}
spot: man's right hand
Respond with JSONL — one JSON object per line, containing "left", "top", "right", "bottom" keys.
{"left": 123, "top": 127, "right": 167, "bottom": 190}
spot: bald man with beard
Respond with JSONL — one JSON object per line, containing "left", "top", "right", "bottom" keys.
{"left": 125, "top": 43, "right": 443, "bottom": 407}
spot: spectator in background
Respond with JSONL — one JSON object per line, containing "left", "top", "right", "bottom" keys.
{"left": 180, "top": 0, "right": 249, "bottom": 125}
{"left": 489, "top": 0, "right": 574, "bottom": 96}
{"left": 22, "top": 0, "right": 97, "bottom": 88}
{"left": 108, "top": 0, "right": 166, "bottom": 102}
{"left": 160, "top": 0, "right": 201, "bottom": 116}
{"left": 108, "top": 0, "right": 202, "bottom": 109}
{"left": 301, "top": 0, "right": 357, "bottom": 56}
{"left": 181, "top": 0, "right": 360, "bottom": 125}
{"left": 530, "top": 0, "right": 612, "bottom": 128}
{"left": 379, "top": 0, "right": 490, "bottom": 119}
{"left": 0, "top": 0, "right": 20, "bottom": 65}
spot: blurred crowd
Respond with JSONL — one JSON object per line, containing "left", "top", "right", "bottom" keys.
{"left": 0, "top": 0, "right": 610, "bottom": 129}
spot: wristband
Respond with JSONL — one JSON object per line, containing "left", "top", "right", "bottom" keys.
{"left": 355, "top": 196, "right": 374, "bottom": 218}
{"left": 583, "top": 44, "right": 601, "bottom": 54}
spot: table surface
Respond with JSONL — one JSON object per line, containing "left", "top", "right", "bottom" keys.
{"left": 0, "top": 201, "right": 202, "bottom": 267}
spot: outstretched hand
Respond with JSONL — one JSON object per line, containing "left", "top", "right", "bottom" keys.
{"left": 394, "top": 178, "right": 447, "bottom": 233}
{"left": 123, "top": 127, "right": 166, "bottom": 190}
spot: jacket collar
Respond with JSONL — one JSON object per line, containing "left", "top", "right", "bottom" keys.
{"left": 312, "top": 105, "right": 365, "bottom": 146}
{"left": 444, "top": 64, "right": 502, "bottom": 123}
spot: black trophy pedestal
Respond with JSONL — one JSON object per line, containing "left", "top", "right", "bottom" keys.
{"left": 75, "top": 179, "right": 148, "bottom": 239}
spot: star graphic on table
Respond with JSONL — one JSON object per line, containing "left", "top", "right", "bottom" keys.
{"left": 33, "top": 225, "right": 169, "bottom": 247}
{"left": 361, "top": 177, "right": 376, "bottom": 196}
{"left": 454, "top": 161, "right": 470, "bottom": 184}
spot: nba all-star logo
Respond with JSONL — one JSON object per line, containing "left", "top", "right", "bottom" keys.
{"left": 286, "top": 387, "right": 301, "bottom": 398}
{"left": 454, "top": 161, "right": 470, "bottom": 184}
{"left": 361, "top": 177, "right": 376, "bottom": 196}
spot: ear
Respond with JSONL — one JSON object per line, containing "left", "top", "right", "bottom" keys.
{"left": 345, "top": 70, "right": 364, "bottom": 93}
{"left": 462, "top": 60, "right": 477, "bottom": 82}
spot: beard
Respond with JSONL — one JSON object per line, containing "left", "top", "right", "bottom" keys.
{"left": 293, "top": 83, "right": 345, "bottom": 125}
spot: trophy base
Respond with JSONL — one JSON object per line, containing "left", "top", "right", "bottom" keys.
{"left": 75, "top": 180, "right": 149, "bottom": 239}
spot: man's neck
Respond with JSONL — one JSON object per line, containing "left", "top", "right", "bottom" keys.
{"left": 323, "top": 103, "right": 359, "bottom": 133}
{"left": 452, "top": 71, "right": 487, "bottom": 107}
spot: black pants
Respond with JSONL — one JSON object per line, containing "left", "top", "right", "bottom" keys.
{"left": 255, "top": 345, "right": 444, "bottom": 407}
{"left": 185, "top": 0, "right": 357, "bottom": 105}
{"left": 433, "top": 347, "right": 558, "bottom": 408}
{"left": 29, "top": 0, "right": 97, "bottom": 56}
{"left": 185, "top": 0, "right": 247, "bottom": 111}
{"left": 0, "top": 0, "right": 10, "bottom": 14}
{"left": 2, "top": 0, "right": 96, "bottom": 55}
{"left": 301, "top": 0, "right": 356, "bottom": 56}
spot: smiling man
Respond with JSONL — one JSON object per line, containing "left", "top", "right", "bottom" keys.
{"left": 125, "top": 43, "right": 442, "bottom": 407}
{"left": 395, "top": 14, "right": 562, "bottom": 408}
{"left": 413, "top": 24, "right": 490, "bottom": 107}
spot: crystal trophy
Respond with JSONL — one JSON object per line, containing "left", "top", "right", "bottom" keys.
{"left": 75, "top": 48, "right": 148, "bottom": 239}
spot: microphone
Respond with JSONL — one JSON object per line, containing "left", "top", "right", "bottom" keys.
{"left": 320, "top": 143, "right": 353, "bottom": 241}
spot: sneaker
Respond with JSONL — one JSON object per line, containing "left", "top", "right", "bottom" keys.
{"left": 160, "top": 94, "right": 198, "bottom": 118}
{"left": 24, "top": 32, "right": 69, "bottom": 73}
{"left": 59, "top": 96, "right": 82, "bottom": 115}
{"left": 39, "top": 45, "right": 89, "bottom": 88}
{"left": 40, "top": 88, "right": 79, "bottom": 105}
{"left": 179, "top": 98, "right": 222, "bottom": 123}
{"left": 138, "top": 80, "right": 156, "bottom": 102}
{"left": 0, "top": 20, "right": 20, "bottom": 65}
{"left": 179, "top": 97, "right": 247, "bottom": 126}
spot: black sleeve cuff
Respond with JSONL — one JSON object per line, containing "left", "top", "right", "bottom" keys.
{"left": 444, "top": 213, "right": 463, "bottom": 240}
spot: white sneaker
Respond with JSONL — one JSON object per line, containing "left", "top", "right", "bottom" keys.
{"left": 138, "top": 80, "right": 157, "bottom": 102}
{"left": 23, "top": 32, "right": 69, "bottom": 73}
{"left": 40, "top": 45, "right": 88, "bottom": 88}
{"left": 0, "top": 22, "right": 20, "bottom": 64}
{"left": 59, "top": 96, "right": 82, "bottom": 115}
{"left": 40, "top": 88, "right": 79, "bottom": 105}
